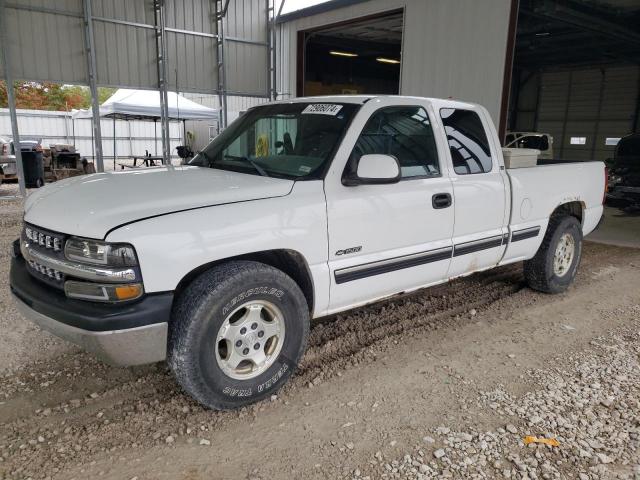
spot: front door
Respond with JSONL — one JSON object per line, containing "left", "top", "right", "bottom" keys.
{"left": 324, "top": 101, "right": 455, "bottom": 313}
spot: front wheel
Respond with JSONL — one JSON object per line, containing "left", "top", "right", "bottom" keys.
{"left": 168, "top": 261, "right": 309, "bottom": 410}
{"left": 524, "top": 215, "right": 583, "bottom": 294}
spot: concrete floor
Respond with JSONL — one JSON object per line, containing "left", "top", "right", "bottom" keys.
{"left": 587, "top": 206, "right": 640, "bottom": 248}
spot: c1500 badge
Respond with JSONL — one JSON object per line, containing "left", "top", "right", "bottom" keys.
{"left": 335, "top": 246, "right": 362, "bottom": 256}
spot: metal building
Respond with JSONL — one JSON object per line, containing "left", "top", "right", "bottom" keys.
{"left": 0, "top": 0, "right": 274, "bottom": 195}
{"left": 273, "top": 0, "right": 515, "bottom": 131}
{"left": 511, "top": 65, "right": 640, "bottom": 161}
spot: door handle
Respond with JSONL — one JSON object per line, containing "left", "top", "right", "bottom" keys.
{"left": 432, "top": 193, "right": 452, "bottom": 209}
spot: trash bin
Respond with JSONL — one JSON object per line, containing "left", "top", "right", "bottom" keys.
{"left": 22, "top": 151, "right": 45, "bottom": 188}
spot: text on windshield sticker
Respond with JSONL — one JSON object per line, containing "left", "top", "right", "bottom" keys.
{"left": 302, "top": 104, "right": 343, "bottom": 115}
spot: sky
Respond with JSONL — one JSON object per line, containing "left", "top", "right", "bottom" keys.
{"left": 280, "top": 0, "right": 332, "bottom": 14}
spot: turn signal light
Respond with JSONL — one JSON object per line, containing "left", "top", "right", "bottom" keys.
{"left": 65, "top": 281, "right": 143, "bottom": 302}
{"left": 115, "top": 284, "right": 143, "bottom": 301}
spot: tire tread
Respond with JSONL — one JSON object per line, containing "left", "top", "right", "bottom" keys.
{"left": 523, "top": 214, "right": 581, "bottom": 294}
{"left": 168, "top": 260, "right": 309, "bottom": 410}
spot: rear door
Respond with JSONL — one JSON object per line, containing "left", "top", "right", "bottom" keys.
{"left": 438, "top": 106, "right": 509, "bottom": 278}
{"left": 324, "top": 99, "right": 455, "bottom": 313}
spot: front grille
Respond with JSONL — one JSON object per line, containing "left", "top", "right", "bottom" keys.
{"left": 23, "top": 224, "right": 68, "bottom": 289}
{"left": 26, "top": 259, "right": 65, "bottom": 285}
{"left": 24, "top": 224, "right": 65, "bottom": 254}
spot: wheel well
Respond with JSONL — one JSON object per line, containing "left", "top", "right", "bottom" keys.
{"left": 174, "top": 249, "right": 315, "bottom": 313}
{"left": 551, "top": 201, "right": 584, "bottom": 225}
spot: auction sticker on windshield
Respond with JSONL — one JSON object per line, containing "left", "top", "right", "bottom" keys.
{"left": 302, "top": 104, "right": 343, "bottom": 115}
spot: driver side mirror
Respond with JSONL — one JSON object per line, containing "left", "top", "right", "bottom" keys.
{"left": 343, "top": 154, "right": 401, "bottom": 186}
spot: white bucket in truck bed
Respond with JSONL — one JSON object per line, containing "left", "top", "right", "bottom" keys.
{"left": 502, "top": 148, "right": 539, "bottom": 168}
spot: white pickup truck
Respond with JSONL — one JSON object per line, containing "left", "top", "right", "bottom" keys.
{"left": 11, "top": 96, "right": 605, "bottom": 409}
{"left": 505, "top": 131, "right": 554, "bottom": 160}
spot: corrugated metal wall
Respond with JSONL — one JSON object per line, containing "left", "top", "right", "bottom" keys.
{"left": 1, "top": 0, "right": 270, "bottom": 96}
{"left": 224, "top": 0, "right": 270, "bottom": 96}
{"left": 275, "top": 0, "right": 512, "bottom": 125}
{"left": 0, "top": 108, "right": 183, "bottom": 168}
{"left": 514, "top": 65, "right": 640, "bottom": 161}
{"left": 91, "top": 1, "right": 159, "bottom": 90}
{"left": 1, "top": 0, "right": 87, "bottom": 84}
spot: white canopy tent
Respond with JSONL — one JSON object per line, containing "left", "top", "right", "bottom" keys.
{"left": 73, "top": 89, "right": 218, "bottom": 121}
{"left": 73, "top": 89, "right": 218, "bottom": 169}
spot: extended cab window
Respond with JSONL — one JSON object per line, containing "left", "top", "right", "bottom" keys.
{"left": 190, "top": 103, "right": 358, "bottom": 179}
{"left": 440, "top": 108, "right": 493, "bottom": 175}
{"left": 348, "top": 106, "right": 440, "bottom": 179}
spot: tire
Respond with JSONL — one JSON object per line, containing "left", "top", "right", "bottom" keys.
{"left": 524, "top": 215, "right": 583, "bottom": 294}
{"left": 168, "top": 260, "right": 309, "bottom": 410}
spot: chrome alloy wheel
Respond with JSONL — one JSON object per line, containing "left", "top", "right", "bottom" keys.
{"left": 215, "top": 300, "right": 285, "bottom": 380}
{"left": 553, "top": 233, "right": 575, "bottom": 277}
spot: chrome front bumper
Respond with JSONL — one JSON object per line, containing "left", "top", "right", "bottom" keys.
{"left": 12, "top": 292, "right": 168, "bottom": 366}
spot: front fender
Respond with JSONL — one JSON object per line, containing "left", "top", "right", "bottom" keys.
{"left": 105, "top": 181, "right": 330, "bottom": 316}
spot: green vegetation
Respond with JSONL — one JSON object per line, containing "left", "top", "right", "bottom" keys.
{"left": 0, "top": 81, "right": 116, "bottom": 111}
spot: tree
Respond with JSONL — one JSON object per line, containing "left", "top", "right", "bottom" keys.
{"left": 0, "top": 81, "right": 116, "bottom": 111}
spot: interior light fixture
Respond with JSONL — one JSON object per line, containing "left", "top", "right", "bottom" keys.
{"left": 376, "top": 57, "right": 401, "bottom": 64}
{"left": 329, "top": 50, "right": 358, "bottom": 57}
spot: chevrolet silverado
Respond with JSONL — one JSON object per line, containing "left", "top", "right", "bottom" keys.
{"left": 10, "top": 96, "right": 605, "bottom": 409}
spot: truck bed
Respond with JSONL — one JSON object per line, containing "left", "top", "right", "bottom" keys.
{"left": 506, "top": 161, "right": 605, "bottom": 237}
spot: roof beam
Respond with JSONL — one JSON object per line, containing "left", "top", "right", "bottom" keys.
{"left": 528, "top": 1, "right": 640, "bottom": 47}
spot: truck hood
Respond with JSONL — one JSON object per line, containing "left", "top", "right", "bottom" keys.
{"left": 24, "top": 166, "right": 294, "bottom": 239}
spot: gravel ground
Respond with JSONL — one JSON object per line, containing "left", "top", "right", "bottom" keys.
{"left": 0, "top": 199, "right": 639, "bottom": 480}
{"left": 362, "top": 319, "right": 640, "bottom": 479}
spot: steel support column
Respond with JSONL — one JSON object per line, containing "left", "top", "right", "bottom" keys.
{"left": 113, "top": 116, "right": 116, "bottom": 170}
{"left": 82, "top": 0, "right": 105, "bottom": 172}
{"left": 0, "top": 0, "right": 26, "bottom": 196}
{"left": 154, "top": 0, "right": 171, "bottom": 165}
{"left": 269, "top": 0, "right": 285, "bottom": 100}
{"left": 633, "top": 72, "right": 640, "bottom": 134}
{"left": 559, "top": 71, "right": 573, "bottom": 159}
{"left": 215, "top": 0, "right": 230, "bottom": 129}
{"left": 266, "top": 0, "right": 273, "bottom": 99}
{"left": 498, "top": 0, "right": 519, "bottom": 143}
{"left": 590, "top": 69, "right": 606, "bottom": 160}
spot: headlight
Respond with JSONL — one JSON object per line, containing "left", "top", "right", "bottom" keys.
{"left": 65, "top": 281, "right": 144, "bottom": 302}
{"left": 65, "top": 238, "right": 138, "bottom": 266}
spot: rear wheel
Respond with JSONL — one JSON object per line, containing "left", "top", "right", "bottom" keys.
{"left": 168, "top": 261, "right": 309, "bottom": 410}
{"left": 524, "top": 215, "right": 583, "bottom": 294}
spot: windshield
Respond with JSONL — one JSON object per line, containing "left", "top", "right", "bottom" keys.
{"left": 189, "top": 102, "right": 359, "bottom": 179}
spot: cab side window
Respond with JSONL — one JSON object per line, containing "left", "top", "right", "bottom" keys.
{"left": 348, "top": 106, "right": 440, "bottom": 179}
{"left": 440, "top": 108, "right": 493, "bottom": 175}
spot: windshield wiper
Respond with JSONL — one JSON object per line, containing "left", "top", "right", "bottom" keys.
{"left": 223, "top": 155, "right": 269, "bottom": 177}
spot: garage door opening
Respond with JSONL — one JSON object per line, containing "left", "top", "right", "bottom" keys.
{"left": 297, "top": 10, "right": 404, "bottom": 97}
{"left": 506, "top": 0, "right": 640, "bottom": 162}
